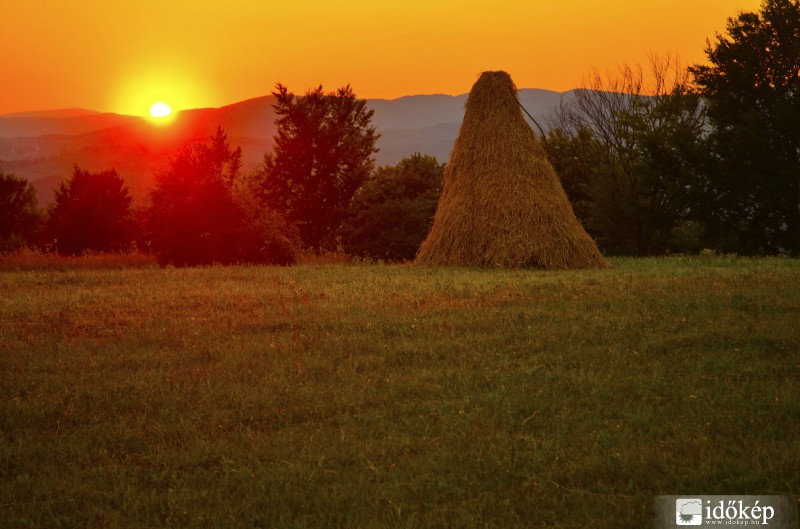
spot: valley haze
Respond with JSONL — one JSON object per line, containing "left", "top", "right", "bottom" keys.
{"left": 0, "top": 89, "right": 570, "bottom": 205}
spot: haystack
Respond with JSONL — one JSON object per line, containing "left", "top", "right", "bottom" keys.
{"left": 415, "top": 71, "right": 608, "bottom": 269}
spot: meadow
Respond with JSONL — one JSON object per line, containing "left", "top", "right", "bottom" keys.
{"left": 1, "top": 256, "right": 798, "bottom": 528}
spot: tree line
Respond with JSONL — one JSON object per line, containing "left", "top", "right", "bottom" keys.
{"left": 1, "top": 0, "right": 798, "bottom": 261}
{"left": 546, "top": 0, "right": 799, "bottom": 256}
{"left": 0, "top": 113, "right": 442, "bottom": 265}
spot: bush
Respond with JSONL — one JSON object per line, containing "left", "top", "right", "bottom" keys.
{"left": 0, "top": 169, "right": 42, "bottom": 253}
{"left": 233, "top": 189, "right": 300, "bottom": 266}
{"left": 339, "top": 153, "right": 443, "bottom": 261}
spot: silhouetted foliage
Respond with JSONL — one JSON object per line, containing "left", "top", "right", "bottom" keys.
{"left": 46, "top": 166, "right": 134, "bottom": 255}
{"left": 255, "top": 84, "right": 379, "bottom": 250}
{"left": 339, "top": 153, "right": 444, "bottom": 261}
{"left": 0, "top": 169, "right": 42, "bottom": 252}
{"left": 690, "top": 0, "right": 800, "bottom": 254}
{"left": 148, "top": 128, "right": 242, "bottom": 266}
{"left": 148, "top": 128, "right": 297, "bottom": 266}
{"left": 232, "top": 185, "right": 301, "bottom": 266}
{"left": 547, "top": 57, "right": 707, "bottom": 255}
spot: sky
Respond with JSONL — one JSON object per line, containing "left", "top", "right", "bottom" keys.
{"left": 1, "top": 0, "right": 762, "bottom": 116}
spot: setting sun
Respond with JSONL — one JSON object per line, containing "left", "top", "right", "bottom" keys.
{"left": 149, "top": 102, "right": 172, "bottom": 118}
{"left": 1, "top": 0, "right": 762, "bottom": 115}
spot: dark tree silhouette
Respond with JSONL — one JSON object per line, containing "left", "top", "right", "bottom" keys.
{"left": 546, "top": 57, "right": 707, "bottom": 255}
{"left": 0, "top": 169, "right": 42, "bottom": 252}
{"left": 691, "top": 0, "right": 800, "bottom": 254}
{"left": 148, "top": 128, "right": 244, "bottom": 266}
{"left": 339, "top": 153, "right": 444, "bottom": 261}
{"left": 46, "top": 166, "right": 134, "bottom": 255}
{"left": 254, "top": 84, "right": 379, "bottom": 250}
{"left": 148, "top": 127, "right": 297, "bottom": 266}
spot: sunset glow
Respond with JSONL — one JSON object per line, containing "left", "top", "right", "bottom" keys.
{"left": 149, "top": 102, "right": 172, "bottom": 118}
{"left": 1, "top": 0, "right": 763, "bottom": 115}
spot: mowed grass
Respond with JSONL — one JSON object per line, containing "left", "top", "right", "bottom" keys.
{"left": 1, "top": 257, "right": 798, "bottom": 528}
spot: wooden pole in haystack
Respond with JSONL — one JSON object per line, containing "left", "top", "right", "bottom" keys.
{"left": 415, "top": 71, "right": 609, "bottom": 269}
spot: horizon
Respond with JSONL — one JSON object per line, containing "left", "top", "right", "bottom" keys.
{"left": 1, "top": 0, "right": 761, "bottom": 116}
{"left": 0, "top": 86, "right": 567, "bottom": 118}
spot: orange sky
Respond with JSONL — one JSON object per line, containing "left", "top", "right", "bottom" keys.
{"left": 1, "top": 0, "right": 762, "bottom": 116}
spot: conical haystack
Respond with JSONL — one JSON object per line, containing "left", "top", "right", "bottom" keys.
{"left": 415, "top": 71, "right": 608, "bottom": 269}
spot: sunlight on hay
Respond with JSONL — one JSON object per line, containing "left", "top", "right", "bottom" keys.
{"left": 415, "top": 71, "right": 608, "bottom": 269}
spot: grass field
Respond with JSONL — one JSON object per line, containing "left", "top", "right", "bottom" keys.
{"left": 1, "top": 256, "right": 798, "bottom": 528}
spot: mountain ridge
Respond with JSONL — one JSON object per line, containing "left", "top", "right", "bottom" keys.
{"left": 0, "top": 108, "right": 101, "bottom": 119}
{"left": 0, "top": 89, "right": 571, "bottom": 205}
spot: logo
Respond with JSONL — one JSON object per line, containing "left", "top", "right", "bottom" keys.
{"left": 656, "top": 495, "right": 796, "bottom": 528}
{"left": 676, "top": 498, "right": 703, "bottom": 525}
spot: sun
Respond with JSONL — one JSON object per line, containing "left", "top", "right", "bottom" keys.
{"left": 146, "top": 101, "right": 176, "bottom": 126}
{"left": 149, "top": 102, "right": 172, "bottom": 118}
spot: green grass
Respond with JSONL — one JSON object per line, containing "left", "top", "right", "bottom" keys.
{"left": 1, "top": 257, "right": 798, "bottom": 528}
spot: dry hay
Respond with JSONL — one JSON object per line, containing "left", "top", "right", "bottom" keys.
{"left": 415, "top": 71, "right": 609, "bottom": 269}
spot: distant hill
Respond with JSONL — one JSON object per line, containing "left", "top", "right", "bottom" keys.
{"left": 369, "top": 89, "right": 566, "bottom": 163}
{"left": 0, "top": 112, "right": 141, "bottom": 139}
{"left": 0, "top": 108, "right": 100, "bottom": 119}
{"left": 0, "top": 89, "right": 570, "bottom": 206}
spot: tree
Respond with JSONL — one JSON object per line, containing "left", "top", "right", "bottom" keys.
{"left": 46, "top": 166, "right": 134, "bottom": 255}
{"left": 339, "top": 153, "right": 444, "bottom": 261}
{"left": 690, "top": 0, "right": 800, "bottom": 254}
{"left": 148, "top": 127, "right": 297, "bottom": 266}
{"left": 255, "top": 84, "right": 379, "bottom": 250}
{"left": 0, "top": 168, "right": 42, "bottom": 252}
{"left": 547, "top": 56, "right": 708, "bottom": 255}
{"left": 148, "top": 127, "right": 243, "bottom": 266}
